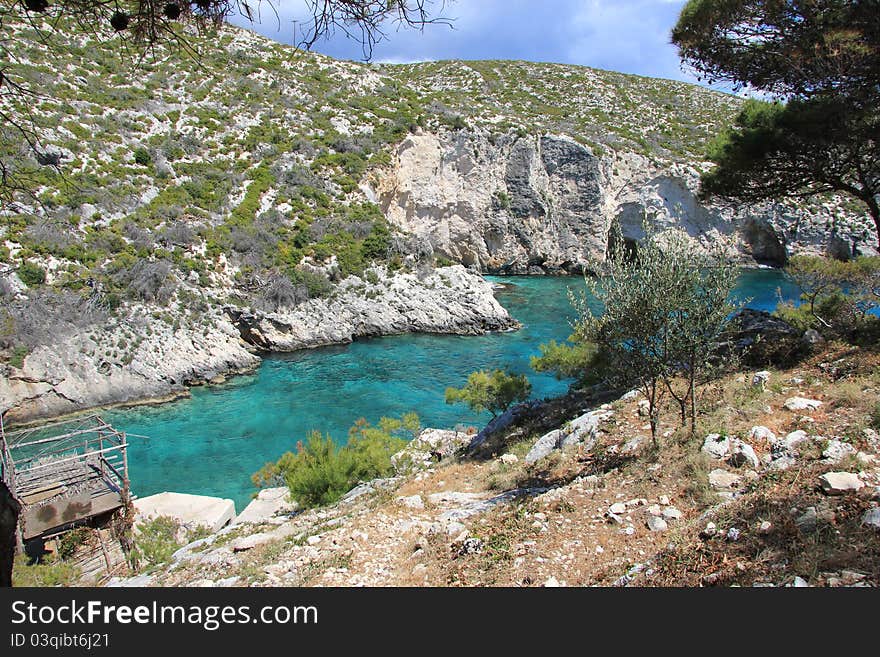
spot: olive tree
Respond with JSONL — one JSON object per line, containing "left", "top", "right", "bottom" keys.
{"left": 534, "top": 223, "right": 739, "bottom": 444}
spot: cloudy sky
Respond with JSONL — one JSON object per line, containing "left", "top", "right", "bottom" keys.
{"left": 231, "top": 0, "right": 699, "bottom": 84}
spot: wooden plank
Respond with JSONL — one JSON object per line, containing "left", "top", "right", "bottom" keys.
{"left": 20, "top": 482, "right": 66, "bottom": 505}
{"left": 21, "top": 490, "right": 123, "bottom": 539}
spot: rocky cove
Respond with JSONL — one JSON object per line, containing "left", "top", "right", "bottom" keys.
{"left": 4, "top": 270, "right": 788, "bottom": 509}
{"left": 0, "top": 265, "right": 516, "bottom": 425}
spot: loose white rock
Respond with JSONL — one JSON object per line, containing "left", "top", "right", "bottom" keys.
{"left": 822, "top": 440, "right": 856, "bottom": 463}
{"left": 500, "top": 453, "right": 518, "bottom": 465}
{"left": 709, "top": 469, "right": 742, "bottom": 490}
{"left": 783, "top": 397, "right": 823, "bottom": 412}
{"left": 662, "top": 506, "right": 683, "bottom": 520}
{"left": 729, "top": 440, "right": 760, "bottom": 469}
{"left": 861, "top": 507, "right": 880, "bottom": 530}
{"left": 782, "top": 430, "right": 809, "bottom": 449}
{"left": 609, "top": 502, "right": 627, "bottom": 515}
{"left": 750, "top": 426, "right": 776, "bottom": 443}
{"left": 702, "top": 433, "right": 731, "bottom": 459}
{"left": 646, "top": 516, "right": 668, "bottom": 532}
{"left": 819, "top": 472, "right": 864, "bottom": 495}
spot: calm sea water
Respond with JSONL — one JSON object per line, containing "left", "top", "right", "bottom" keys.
{"left": 105, "top": 269, "right": 799, "bottom": 509}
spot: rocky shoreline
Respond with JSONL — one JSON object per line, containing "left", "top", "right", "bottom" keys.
{"left": 0, "top": 265, "right": 516, "bottom": 426}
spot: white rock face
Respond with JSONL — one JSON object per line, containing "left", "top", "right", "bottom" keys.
{"left": 377, "top": 130, "right": 874, "bottom": 274}
{"left": 524, "top": 408, "right": 609, "bottom": 463}
{"left": 226, "top": 265, "right": 516, "bottom": 353}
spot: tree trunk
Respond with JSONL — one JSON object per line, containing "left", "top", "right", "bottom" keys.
{"left": 867, "top": 194, "right": 880, "bottom": 252}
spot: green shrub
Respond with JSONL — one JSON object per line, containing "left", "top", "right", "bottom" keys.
{"left": 9, "top": 345, "right": 29, "bottom": 368}
{"left": 252, "top": 414, "right": 418, "bottom": 509}
{"left": 289, "top": 268, "right": 333, "bottom": 298}
{"left": 132, "top": 516, "right": 181, "bottom": 571}
{"left": 133, "top": 147, "right": 151, "bottom": 166}
{"left": 775, "top": 255, "right": 880, "bottom": 344}
{"left": 530, "top": 339, "right": 605, "bottom": 383}
{"left": 445, "top": 369, "right": 532, "bottom": 418}
{"left": 18, "top": 261, "right": 46, "bottom": 286}
{"left": 56, "top": 527, "right": 92, "bottom": 560}
{"left": 12, "top": 554, "right": 80, "bottom": 587}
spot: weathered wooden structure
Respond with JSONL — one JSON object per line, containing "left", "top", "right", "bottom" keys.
{"left": 0, "top": 414, "right": 130, "bottom": 549}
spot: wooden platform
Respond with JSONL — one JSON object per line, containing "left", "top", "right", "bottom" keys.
{"left": 2, "top": 414, "right": 130, "bottom": 543}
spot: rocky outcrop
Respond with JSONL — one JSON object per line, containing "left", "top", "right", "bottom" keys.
{"left": 0, "top": 310, "right": 259, "bottom": 425}
{"left": 1, "top": 266, "right": 515, "bottom": 425}
{"left": 377, "top": 130, "right": 876, "bottom": 273}
{"left": 224, "top": 265, "right": 516, "bottom": 352}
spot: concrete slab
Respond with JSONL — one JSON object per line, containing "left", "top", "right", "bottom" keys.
{"left": 134, "top": 492, "right": 236, "bottom": 533}
{"left": 234, "top": 487, "right": 296, "bottom": 525}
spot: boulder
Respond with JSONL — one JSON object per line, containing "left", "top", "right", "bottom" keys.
{"left": 781, "top": 430, "right": 809, "bottom": 449}
{"left": 392, "top": 428, "right": 472, "bottom": 473}
{"left": 702, "top": 434, "right": 731, "bottom": 459}
{"left": 795, "top": 507, "right": 818, "bottom": 534}
{"left": 525, "top": 429, "right": 563, "bottom": 464}
{"left": 524, "top": 409, "right": 606, "bottom": 463}
{"left": 822, "top": 440, "right": 856, "bottom": 463}
{"left": 819, "top": 472, "right": 864, "bottom": 495}
{"left": 729, "top": 440, "right": 760, "bottom": 469}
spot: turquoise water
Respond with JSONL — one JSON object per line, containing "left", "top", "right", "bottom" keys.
{"left": 105, "top": 269, "right": 799, "bottom": 509}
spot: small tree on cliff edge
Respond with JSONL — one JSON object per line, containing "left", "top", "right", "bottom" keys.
{"left": 672, "top": 0, "right": 880, "bottom": 251}
{"left": 533, "top": 223, "right": 739, "bottom": 444}
{"left": 445, "top": 369, "right": 532, "bottom": 418}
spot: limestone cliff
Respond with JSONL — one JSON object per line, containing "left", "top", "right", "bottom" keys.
{"left": 377, "top": 130, "right": 876, "bottom": 272}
